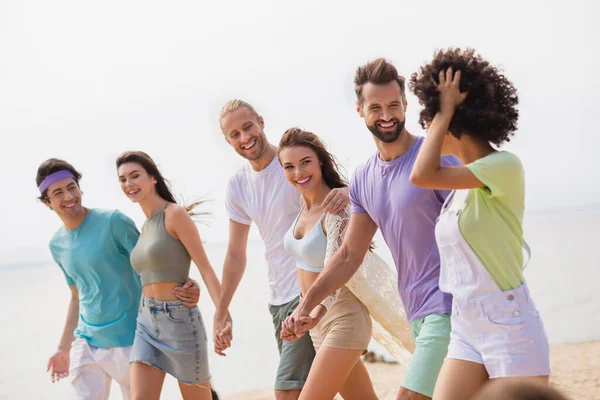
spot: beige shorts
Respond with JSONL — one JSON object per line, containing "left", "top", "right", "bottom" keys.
{"left": 309, "top": 286, "right": 372, "bottom": 353}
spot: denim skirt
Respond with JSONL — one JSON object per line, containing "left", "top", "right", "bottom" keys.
{"left": 130, "top": 295, "right": 211, "bottom": 384}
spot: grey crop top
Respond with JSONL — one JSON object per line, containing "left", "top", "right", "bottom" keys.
{"left": 130, "top": 204, "right": 191, "bottom": 286}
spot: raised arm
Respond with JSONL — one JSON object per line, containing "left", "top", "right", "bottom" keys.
{"left": 410, "top": 68, "right": 485, "bottom": 190}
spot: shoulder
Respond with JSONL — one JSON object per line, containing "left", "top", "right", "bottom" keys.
{"left": 226, "top": 166, "right": 250, "bottom": 194}
{"left": 352, "top": 153, "right": 378, "bottom": 181}
{"left": 105, "top": 209, "right": 135, "bottom": 226}
{"left": 471, "top": 151, "right": 523, "bottom": 173}
{"left": 48, "top": 228, "right": 65, "bottom": 252}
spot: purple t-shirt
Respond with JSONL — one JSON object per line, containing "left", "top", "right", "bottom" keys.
{"left": 350, "top": 136, "right": 461, "bottom": 322}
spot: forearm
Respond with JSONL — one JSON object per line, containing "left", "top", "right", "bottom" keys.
{"left": 57, "top": 298, "right": 79, "bottom": 352}
{"left": 198, "top": 265, "right": 223, "bottom": 309}
{"left": 300, "top": 245, "right": 361, "bottom": 314}
{"left": 216, "top": 253, "right": 246, "bottom": 316}
{"left": 411, "top": 111, "right": 453, "bottom": 182}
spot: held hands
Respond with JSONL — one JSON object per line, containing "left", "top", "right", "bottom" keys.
{"left": 437, "top": 67, "right": 468, "bottom": 114}
{"left": 47, "top": 349, "right": 70, "bottom": 383}
{"left": 280, "top": 304, "right": 323, "bottom": 341}
{"left": 322, "top": 187, "right": 350, "bottom": 214}
{"left": 213, "top": 311, "right": 233, "bottom": 356}
{"left": 172, "top": 278, "right": 201, "bottom": 307}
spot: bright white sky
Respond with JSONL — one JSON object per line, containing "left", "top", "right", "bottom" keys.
{"left": 1, "top": 0, "right": 598, "bottom": 265}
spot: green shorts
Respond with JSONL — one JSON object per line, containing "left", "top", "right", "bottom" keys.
{"left": 269, "top": 296, "right": 316, "bottom": 391}
{"left": 402, "top": 313, "right": 451, "bottom": 398}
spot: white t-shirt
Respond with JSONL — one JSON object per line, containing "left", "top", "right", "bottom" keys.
{"left": 225, "top": 155, "right": 302, "bottom": 306}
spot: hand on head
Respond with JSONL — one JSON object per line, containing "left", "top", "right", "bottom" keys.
{"left": 437, "top": 67, "right": 468, "bottom": 114}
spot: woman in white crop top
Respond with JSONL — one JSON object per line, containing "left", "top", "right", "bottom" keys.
{"left": 278, "top": 128, "right": 414, "bottom": 400}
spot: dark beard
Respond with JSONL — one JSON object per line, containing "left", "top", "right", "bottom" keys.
{"left": 367, "top": 119, "right": 405, "bottom": 143}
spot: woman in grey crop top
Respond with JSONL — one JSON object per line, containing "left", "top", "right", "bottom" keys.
{"left": 278, "top": 129, "right": 378, "bottom": 400}
{"left": 117, "top": 151, "right": 222, "bottom": 400}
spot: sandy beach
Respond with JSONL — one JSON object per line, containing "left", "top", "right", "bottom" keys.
{"left": 226, "top": 341, "right": 600, "bottom": 400}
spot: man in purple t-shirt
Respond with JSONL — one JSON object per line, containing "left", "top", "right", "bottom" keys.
{"left": 289, "top": 58, "right": 460, "bottom": 399}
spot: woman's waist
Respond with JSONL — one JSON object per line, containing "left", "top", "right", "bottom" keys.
{"left": 142, "top": 281, "right": 188, "bottom": 302}
{"left": 297, "top": 269, "right": 321, "bottom": 295}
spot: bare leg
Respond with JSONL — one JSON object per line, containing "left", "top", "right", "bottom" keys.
{"left": 338, "top": 359, "right": 378, "bottom": 400}
{"left": 178, "top": 380, "right": 213, "bottom": 400}
{"left": 299, "top": 347, "right": 373, "bottom": 400}
{"left": 493, "top": 375, "right": 549, "bottom": 385}
{"left": 130, "top": 362, "right": 166, "bottom": 400}
{"left": 275, "top": 389, "right": 302, "bottom": 400}
{"left": 432, "top": 359, "right": 488, "bottom": 400}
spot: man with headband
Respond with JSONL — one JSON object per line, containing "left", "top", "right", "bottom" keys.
{"left": 37, "top": 159, "right": 201, "bottom": 399}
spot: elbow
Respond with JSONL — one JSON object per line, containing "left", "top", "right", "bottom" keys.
{"left": 409, "top": 170, "right": 426, "bottom": 187}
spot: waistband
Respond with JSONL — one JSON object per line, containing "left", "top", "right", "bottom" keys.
{"left": 453, "top": 283, "right": 534, "bottom": 316}
{"left": 140, "top": 295, "right": 189, "bottom": 311}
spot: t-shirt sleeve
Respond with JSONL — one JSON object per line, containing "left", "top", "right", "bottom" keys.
{"left": 467, "top": 152, "right": 523, "bottom": 198}
{"left": 225, "top": 178, "right": 252, "bottom": 225}
{"left": 350, "top": 170, "right": 367, "bottom": 214}
{"left": 434, "top": 155, "right": 463, "bottom": 202}
{"left": 50, "top": 246, "right": 75, "bottom": 286}
{"left": 110, "top": 210, "right": 140, "bottom": 255}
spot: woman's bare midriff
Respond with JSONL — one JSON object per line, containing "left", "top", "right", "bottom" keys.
{"left": 297, "top": 269, "right": 321, "bottom": 298}
{"left": 142, "top": 281, "right": 184, "bottom": 301}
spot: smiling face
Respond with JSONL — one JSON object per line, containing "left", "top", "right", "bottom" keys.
{"left": 279, "top": 145, "right": 323, "bottom": 195}
{"left": 221, "top": 106, "right": 268, "bottom": 161}
{"left": 43, "top": 178, "right": 85, "bottom": 218}
{"left": 118, "top": 162, "right": 157, "bottom": 203}
{"left": 357, "top": 80, "right": 407, "bottom": 143}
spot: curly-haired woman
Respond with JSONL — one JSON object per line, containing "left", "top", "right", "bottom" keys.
{"left": 409, "top": 48, "right": 550, "bottom": 400}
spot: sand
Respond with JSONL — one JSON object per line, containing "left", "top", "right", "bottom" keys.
{"left": 225, "top": 341, "right": 600, "bottom": 400}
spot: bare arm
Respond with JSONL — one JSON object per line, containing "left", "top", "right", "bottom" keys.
{"left": 47, "top": 285, "right": 78, "bottom": 382}
{"left": 293, "top": 212, "right": 378, "bottom": 327}
{"left": 216, "top": 219, "right": 250, "bottom": 315}
{"left": 213, "top": 219, "right": 250, "bottom": 354}
{"left": 169, "top": 206, "right": 222, "bottom": 308}
{"left": 410, "top": 68, "right": 485, "bottom": 190}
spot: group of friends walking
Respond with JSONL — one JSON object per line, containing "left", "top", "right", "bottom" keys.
{"left": 41, "top": 48, "right": 551, "bottom": 400}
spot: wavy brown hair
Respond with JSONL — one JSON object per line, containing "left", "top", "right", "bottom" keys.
{"left": 278, "top": 128, "right": 348, "bottom": 190}
{"left": 278, "top": 128, "right": 375, "bottom": 251}
{"left": 116, "top": 151, "right": 207, "bottom": 219}
{"left": 409, "top": 48, "right": 519, "bottom": 146}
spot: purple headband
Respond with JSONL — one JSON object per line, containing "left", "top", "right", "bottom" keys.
{"left": 38, "top": 170, "right": 76, "bottom": 195}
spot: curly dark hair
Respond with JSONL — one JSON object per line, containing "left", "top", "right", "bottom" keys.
{"left": 409, "top": 48, "right": 519, "bottom": 146}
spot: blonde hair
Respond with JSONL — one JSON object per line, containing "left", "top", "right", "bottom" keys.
{"left": 219, "top": 99, "right": 260, "bottom": 133}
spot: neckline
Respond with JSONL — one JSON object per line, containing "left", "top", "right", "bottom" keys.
{"left": 292, "top": 205, "right": 325, "bottom": 241}
{"left": 375, "top": 135, "right": 421, "bottom": 167}
{"left": 64, "top": 208, "right": 93, "bottom": 233}
{"left": 147, "top": 202, "right": 169, "bottom": 220}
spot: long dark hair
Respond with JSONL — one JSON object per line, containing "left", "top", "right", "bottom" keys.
{"left": 278, "top": 128, "right": 348, "bottom": 190}
{"left": 278, "top": 128, "right": 374, "bottom": 251}
{"left": 116, "top": 151, "right": 207, "bottom": 219}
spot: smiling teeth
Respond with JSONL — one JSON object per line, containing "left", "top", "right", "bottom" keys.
{"left": 296, "top": 177, "right": 310, "bottom": 184}
{"left": 242, "top": 139, "right": 257, "bottom": 150}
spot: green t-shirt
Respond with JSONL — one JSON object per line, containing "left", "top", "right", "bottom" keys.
{"left": 460, "top": 151, "right": 525, "bottom": 290}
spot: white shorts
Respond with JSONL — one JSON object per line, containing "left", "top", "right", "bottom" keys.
{"left": 70, "top": 337, "right": 132, "bottom": 400}
{"left": 447, "top": 285, "right": 551, "bottom": 378}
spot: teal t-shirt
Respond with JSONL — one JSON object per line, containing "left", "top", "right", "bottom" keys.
{"left": 49, "top": 209, "right": 142, "bottom": 348}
